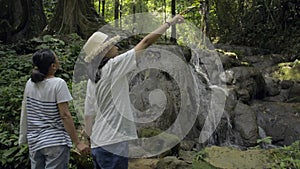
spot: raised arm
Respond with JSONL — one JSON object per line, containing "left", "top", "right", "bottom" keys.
{"left": 134, "top": 14, "right": 184, "bottom": 53}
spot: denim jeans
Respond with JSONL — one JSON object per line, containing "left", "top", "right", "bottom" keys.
{"left": 91, "top": 142, "right": 128, "bottom": 169}
{"left": 29, "top": 145, "right": 70, "bottom": 169}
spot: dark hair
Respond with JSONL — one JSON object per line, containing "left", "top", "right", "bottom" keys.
{"left": 31, "top": 49, "right": 56, "bottom": 83}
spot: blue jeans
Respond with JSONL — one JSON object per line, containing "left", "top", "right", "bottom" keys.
{"left": 29, "top": 145, "right": 70, "bottom": 169}
{"left": 91, "top": 142, "right": 128, "bottom": 169}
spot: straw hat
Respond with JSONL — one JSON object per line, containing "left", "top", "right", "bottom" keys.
{"left": 83, "top": 31, "right": 120, "bottom": 63}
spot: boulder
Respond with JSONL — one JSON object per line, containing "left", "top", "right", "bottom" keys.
{"left": 232, "top": 102, "right": 258, "bottom": 147}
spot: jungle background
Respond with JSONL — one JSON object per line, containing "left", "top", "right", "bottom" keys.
{"left": 0, "top": 0, "right": 299, "bottom": 168}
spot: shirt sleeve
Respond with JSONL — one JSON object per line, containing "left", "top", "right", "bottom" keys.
{"left": 84, "top": 80, "right": 97, "bottom": 116}
{"left": 56, "top": 79, "right": 73, "bottom": 103}
{"left": 19, "top": 87, "right": 28, "bottom": 145}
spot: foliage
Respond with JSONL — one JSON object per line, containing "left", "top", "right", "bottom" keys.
{"left": 195, "top": 148, "right": 207, "bottom": 161}
{"left": 257, "top": 136, "right": 273, "bottom": 145}
{"left": 0, "top": 48, "right": 31, "bottom": 168}
{"left": 192, "top": 149, "right": 217, "bottom": 169}
{"left": 0, "top": 34, "right": 87, "bottom": 168}
{"left": 43, "top": 0, "right": 58, "bottom": 20}
{"left": 272, "top": 141, "right": 300, "bottom": 169}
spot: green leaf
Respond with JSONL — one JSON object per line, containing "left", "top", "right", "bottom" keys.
{"left": 3, "top": 147, "right": 19, "bottom": 158}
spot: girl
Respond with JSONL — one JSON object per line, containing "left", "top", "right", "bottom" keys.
{"left": 19, "top": 49, "right": 89, "bottom": 169}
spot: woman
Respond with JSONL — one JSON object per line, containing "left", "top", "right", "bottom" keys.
{"left": 84, "top": 14, "right": 184, "bottom": 169}
{"left": 19, "top": 49, "right": 89, "bottom": 169}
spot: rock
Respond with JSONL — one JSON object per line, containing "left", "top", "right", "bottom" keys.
{"left": 202, "top": 146, "right": 274, "bottom": 169}
{"left": 214, "top": 44, "right": 270, "bottom": 56}
{"left": 251, "top": 101, "right": 300, "bottom": 145}
{"left": 263, "top": 89, "right": 289, "bottom": 102}
{"left": 225, "top": 66, "right": 265, "bottom": 101}
{"left": 281, "top": 80, "right": 294, "bottom": 89}
{"left": 240, "top": 54, "right": 288, "bottom": 70}
{"left": 263, "top": 76, "right": 280, "bottom": 96}
{"left": 136, "top": 127, "right": 181, "bottom": 158}
{"left": 287, "top": 82, "right": 300, "bottom": 102}
{"left": 232, "top": 102, "right": 258, "bottom": 147}
{"left": 129, "top": 158, "right": 159, "bottom": 169}
{"left": 156, "top": 156, "right": 191, "bottom": 169}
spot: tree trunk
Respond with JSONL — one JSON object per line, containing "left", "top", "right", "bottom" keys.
{"left": 102, "top": 0, "right": 105, "bottom": 18}
{"left": 170, "top": 0, "right": 177, "bottom": 43}
{"left": 47, "top": 0, "right": 105, "bottom": 39}
{"left": 0, "top": 0, "right": 46, "bottom": 43}
{"left": 132, "top": 1, "right": 136, "bottom": 23}
{"left": 204, "top": 0, "right": 209, "bottom": 37}
{"left": 120, "top": 0, "right": 122, "bottom": 29}
{"left": 114, "top": 0, "right": 119, "bottom": 27}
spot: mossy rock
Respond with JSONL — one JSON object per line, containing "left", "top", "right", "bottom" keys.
{"left": 137, "top": 127, "right": 181, "bottom": 157}
{"left": 201, "top": 146, "right": 275, "bottom": 169}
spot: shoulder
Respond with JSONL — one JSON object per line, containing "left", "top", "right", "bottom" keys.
{"left": 112, "top": 48, "right": 135, "bottom": 62}
{"left": 52, "top": 77, "right": 66, "bottom": 83}
{"left": 48, "top": 77, "right": 68, "bottom": 87}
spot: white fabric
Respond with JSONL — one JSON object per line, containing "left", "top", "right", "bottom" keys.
{"left": 85, "top": 49, "right": 138, "bottom": 148}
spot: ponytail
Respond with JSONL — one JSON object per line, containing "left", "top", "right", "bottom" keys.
{"left": 31, "top": 68, "right": 46, "bottom": 83}
{"left": 31, "top": 49, "right": 56, "bottom": 83}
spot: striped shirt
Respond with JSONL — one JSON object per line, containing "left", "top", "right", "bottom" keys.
{"left": 23, "top": 77, "right": 73, "bottom": 152}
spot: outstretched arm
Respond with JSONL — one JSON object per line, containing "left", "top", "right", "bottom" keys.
{"left": 134, "top": 14, "right": 184, "bottom": 53}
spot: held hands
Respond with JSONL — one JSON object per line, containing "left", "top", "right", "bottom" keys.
{"left": 76, "top": 142, "right": 90, "bottom": 155}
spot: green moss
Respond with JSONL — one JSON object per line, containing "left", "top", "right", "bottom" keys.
{"left": 272, "top": 60, "right": 300, "bottom": 81}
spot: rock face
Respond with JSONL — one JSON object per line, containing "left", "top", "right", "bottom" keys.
{"left": 127, "top": 44, "right": 300, "bottom": 156}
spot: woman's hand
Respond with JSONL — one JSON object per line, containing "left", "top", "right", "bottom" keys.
{"left": 169, "top": 14, "right": 185, "bottom": 26}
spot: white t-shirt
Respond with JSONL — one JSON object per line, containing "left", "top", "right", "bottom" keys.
{"left": 85, "top": 49, "right": 138, "bottom": 148}
{"left": 19, "top": 77, "right": 73, "bottom": 152}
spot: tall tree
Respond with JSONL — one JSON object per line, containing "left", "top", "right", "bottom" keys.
{"left": 47, "top": 0, "right": 105, "bottom": 39}
{"left": 170, "top": 0, "right": 177, "bottom": 43}
{"left": 132, "top": 1, "right": 136, "bottom": 23}
{"left": 114, "top": 0, "right": 119, "bottom": 27}
{"left": 102, "top": 0, "right": 105, "bottom": 18}
{"left": 0, "top": 0, "right": 46, "bottom": 43}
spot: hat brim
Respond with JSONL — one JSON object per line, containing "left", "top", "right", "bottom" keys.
{"left": 84, "top": 35, "right": 121, "bottom": 63}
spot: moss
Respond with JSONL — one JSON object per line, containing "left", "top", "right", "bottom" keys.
{"left": 272, "top": 60, "right": 300, "bottom": 81}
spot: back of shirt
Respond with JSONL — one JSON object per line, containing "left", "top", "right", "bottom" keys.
{"left": 85, "top": 49, "right": 138, "bottom": 148}
{"left": 25, "top": 77, "right": 73, "bottom": 152}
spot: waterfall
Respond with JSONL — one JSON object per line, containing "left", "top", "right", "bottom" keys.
{"left": 189, "top": 48, "right": 232, "bottom": 146}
